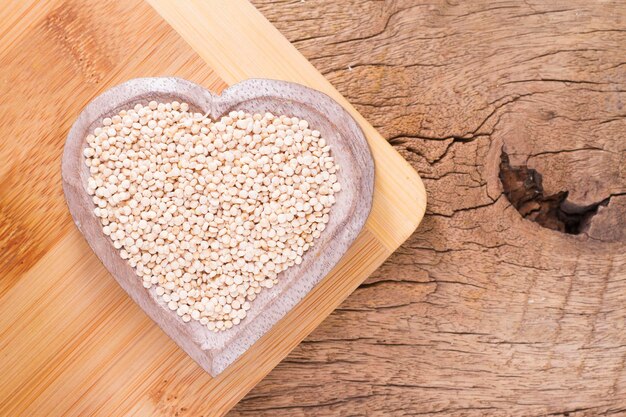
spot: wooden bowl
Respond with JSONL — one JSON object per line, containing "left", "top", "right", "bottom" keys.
{"left": 62, "top": 77, "right": 374, "bottom": 376}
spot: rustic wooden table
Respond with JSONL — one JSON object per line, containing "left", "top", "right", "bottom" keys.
{"left": 230, "top": 1, "right": 626, "bottom": 416}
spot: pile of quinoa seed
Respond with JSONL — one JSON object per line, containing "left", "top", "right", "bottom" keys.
{"left": 84, "top": 101, "right": 340, "bottom": 331}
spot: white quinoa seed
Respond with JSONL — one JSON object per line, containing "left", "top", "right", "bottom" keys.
{"left": 84, "top": 103, "right": 340, "bottom": 332}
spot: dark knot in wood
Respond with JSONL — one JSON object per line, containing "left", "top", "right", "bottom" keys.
{"left": 499, "top": 149, "right": 609, "bottom": 235}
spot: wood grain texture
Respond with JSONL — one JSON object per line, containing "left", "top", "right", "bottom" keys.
{"left": 230, "top": 0, "right": 626, "bottom": 416}
{"left": 62, "top": 77, "right": 374, "bottom": 376}
{"left": 0, "top": 0, "right": 423, "bottom": 416}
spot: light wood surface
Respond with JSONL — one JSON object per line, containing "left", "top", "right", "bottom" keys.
{"left": 224, "top": 1, "right": 626, "bottom": 415}
{"left": 62, "top": 77, "right": 375, "bottom": 376}
{"left": 0, "top": 1, "right": 424, "bottom": 416}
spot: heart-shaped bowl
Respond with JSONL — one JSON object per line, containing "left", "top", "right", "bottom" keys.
{"left": 62, "top": 77, "right": 374, "bottom": 376}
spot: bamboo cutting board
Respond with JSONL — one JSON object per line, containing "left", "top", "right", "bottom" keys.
{"left": 0, "top": 1, "right": 425, "bottom": 415}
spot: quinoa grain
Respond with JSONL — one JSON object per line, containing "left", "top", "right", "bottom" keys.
{"left": 84, "top": 104, "right": 339, "bottom": 331}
